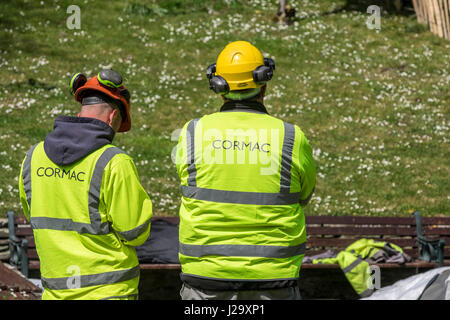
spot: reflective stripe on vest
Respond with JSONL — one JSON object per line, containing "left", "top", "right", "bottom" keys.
{"left": 182, "top": 120, "right": 298, "bottom": 205}
{"left": 179, "top": 242, "right": 306, "bottom": 258}
{"left": 181, "top": 185, "right": 300, "bottom": 205}
{"left": 279, "top": 122, "right": 295, "bottom": 193}
{"left": 23, "top": 145, "right": 125, "bottom": 235}
{"left": 186, "top": 118, "right": 199, "bottom": 187}
{"left": 342, "top": 258, "right": 365, "bottom": 274}
{"left": 41, "top": 265, "right": 140, "bottom": 290}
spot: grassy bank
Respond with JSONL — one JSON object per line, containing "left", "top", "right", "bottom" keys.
{"left": 0, "top": 0, "right": 448, "bottom": 217}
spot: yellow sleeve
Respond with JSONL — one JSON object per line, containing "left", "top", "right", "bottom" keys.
{"left": 298, "top": 131, "right": 316, "bottom": 207}
{"left": 103, "top": 155, "right": 153, "bottom": 246}
{"left": 176, "top": 121, "right": 189, "bottom": 185}
{"left": 18, "top": 156, "right": 30, "bottom": 221}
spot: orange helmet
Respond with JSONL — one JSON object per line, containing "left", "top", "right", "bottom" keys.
{"left": 70, "top": 69, "right": 131, "bottom": 132}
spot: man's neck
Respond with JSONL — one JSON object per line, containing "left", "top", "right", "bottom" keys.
{"left": 220, "top": 100, "right": 269, "bottom": 114}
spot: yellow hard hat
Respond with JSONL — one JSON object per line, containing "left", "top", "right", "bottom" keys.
{"left": 206, "top": 41, "right": 275, "bottom": 97}
{"left": 216, "top": 41, "right": 264, "bottom": 91}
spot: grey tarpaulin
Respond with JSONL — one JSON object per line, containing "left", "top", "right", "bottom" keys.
{"left": 361, "top": 267, "right": 450, "bottom": 300}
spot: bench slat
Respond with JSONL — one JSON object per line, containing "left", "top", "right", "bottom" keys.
{"left": 306, "top": 247, "right": 450, "bottom": 259}
{"left": 26, "top": 236, "right": 36, "bottom": 248}
{"left": 27, "top": 249, "right": 39, "bottom": 260}
{"left": 307, "top": 226, "right": 416, "bottom": 236}
{"left": 306, "top": 216, "right": 450, "bottom": 226}
{"left": 29, "top": 260, "right": 40, "bottom": 270}
{"left": 306, "top": 237, "right": 418, "bottom": 248}
{"left": 439, "top": 248, "right": 450, "bottom": 258}
{"left": 302, "top": 260, "right": 450, "bottom": 268}
{"left": 139, "top": 264, "right": 181, "bottom": 270}
{"left": 421, "top": 227, "right": 450, "bottom": 236}
{"left": 421, "top": 217, "right": 450, "bottom": 225}
{"left": 14, "top": 216, "right": 29, "bottom": 225}
{"left": 15, "top": 227, "right": 34, "bottom": 236}
{"left": 306, "top": 248, "right": 418, "bottom": 259}
{"left": 306, "top": 216, "right": 415, "bottom": 225}
{"left": 307, "top": 226, "right": 450, "bottom": 236}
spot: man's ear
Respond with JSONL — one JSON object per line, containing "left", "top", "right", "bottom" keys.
{"left": 109, "top": 108, "right": 123, "bottom": 132}
{"left": 109, "top": 108, "right": 118, "bottom": 125}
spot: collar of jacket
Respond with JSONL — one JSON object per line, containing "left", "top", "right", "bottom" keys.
{"left": 220, "top": 100, "right": 269, "bottom": 114}
{"left": 43, "top": 115, "right": 115, "bottom": 166}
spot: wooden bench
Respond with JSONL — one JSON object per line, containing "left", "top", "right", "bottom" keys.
{"left": 7, "top": 212, "right": 39, "bottom": 278}
{"left": 144, "top": 213, "right": 450, "bottom": 268}
{"left": 299, "top": 213, "right": 450, "bottom": 299}
{"left": 7, "top": 211, "right": 450, "bottom": 299}
{"left": 302, "top": 213, "right": 450, "bottom": 269}
{"left": 8, "top": 211, "right": 450, "bottom": 274}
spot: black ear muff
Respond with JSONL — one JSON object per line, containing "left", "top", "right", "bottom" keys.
{"left": 264, "top": 57, "right": 276, "bottom": 71}
{"left": 209, "top": 75, "right": 230, "bottom": 95}
{"left": 70, "top": 73, "right": 87, "bottom": 95}
{"left": 253, "top": 66, "right": 273, "bottom": 84}
{"left": 253, "top": 58, "right": 275, "bottom": 85}
{"left": 206, "top": 63, "right": 230, "bottom": 95}
{"left": 206, "top": 63, "right": 216, "bottom": 80}
{"left": 98, "top": 69, "right": 123, "bottom": 88}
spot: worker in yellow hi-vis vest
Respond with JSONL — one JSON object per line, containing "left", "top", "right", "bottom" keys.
{"left": 176, "top": 41, "right": 316, "bottom": 300}
{"left": 18, "top": 69, "right": 153, "bottom": 300}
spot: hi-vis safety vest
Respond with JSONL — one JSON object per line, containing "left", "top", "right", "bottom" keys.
{"left": 176, "top": 110, "right": 316, "bottom": 282}
{"left": 313, "top": 239, "right": 407, "bottom": 297}
{"left": 18, "top": 142, "right": 153, "bottom": 300}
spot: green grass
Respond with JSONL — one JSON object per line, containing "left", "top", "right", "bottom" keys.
{"left": 0, "top": 0, "right": 448, "bottom": 217}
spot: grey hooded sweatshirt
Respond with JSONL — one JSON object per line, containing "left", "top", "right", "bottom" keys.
{"left": 43, "top": 116, "right": 115, "bottom": 166}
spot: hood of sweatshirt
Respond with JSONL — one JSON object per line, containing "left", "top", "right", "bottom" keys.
{"left": 43, "top": 116, "right": 115, "bottom": 166}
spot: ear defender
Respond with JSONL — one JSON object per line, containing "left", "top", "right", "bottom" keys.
{"left": 70, "top": 73, "right": 87, "bottom": 95}
{"left": 206, "top": 63, "right": 216, "bottom": 81}
{"left": 253, "top": 58, "right": 276, "bottom": 84}
{"left": 97, "top": 69, "right": 123, "bottom": 89}
{"left": 264, "top": 58, "right": 276, "bottom": 72}
{"left": 207, "top": 63, "right": 230, "bottom": 95}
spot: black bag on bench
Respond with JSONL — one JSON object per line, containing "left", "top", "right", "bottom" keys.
{"left": 136, "top": 219, "right": 180, "bottom": 264}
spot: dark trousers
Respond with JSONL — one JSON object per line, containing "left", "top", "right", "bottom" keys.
{"left": 180, "top": 283, "right": 301, "bottom": 300}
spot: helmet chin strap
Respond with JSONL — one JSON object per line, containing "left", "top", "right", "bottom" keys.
{"left": 223, "top": 87, "right": 261, "bottom": 101}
